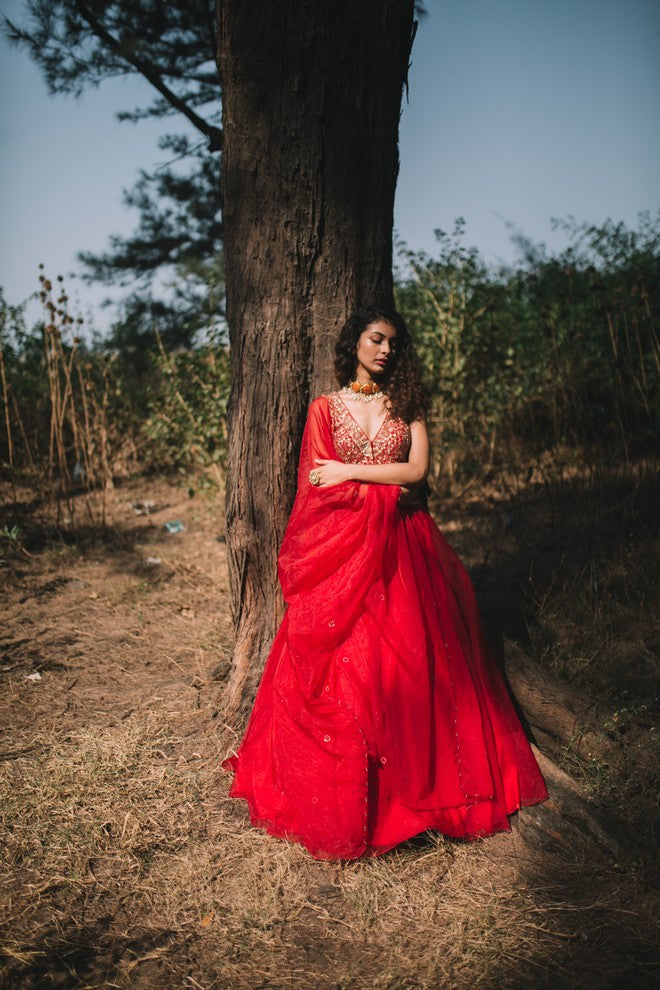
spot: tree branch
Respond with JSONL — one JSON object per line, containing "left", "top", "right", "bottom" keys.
{"left": 72, "top": 0, "right": 222, "bottom": 151}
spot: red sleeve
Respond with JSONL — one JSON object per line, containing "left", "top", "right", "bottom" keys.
{"left": 296, "top": 395, "right": 368, "bottom": 500}
{"left": 303, "top": 396, "right": 338, "bottom": 465}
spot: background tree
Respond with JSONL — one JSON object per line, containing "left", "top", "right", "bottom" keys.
{"left": 4, "top": 0, "right": 223, "bottom": 347}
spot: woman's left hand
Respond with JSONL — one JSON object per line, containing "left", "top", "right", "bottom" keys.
{"left": 312, "top": 458, "right": 350, "bottom": 487}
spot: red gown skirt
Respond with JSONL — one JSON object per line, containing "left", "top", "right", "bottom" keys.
{"left": 222, "top": 395, "right": 549, "bottom": 860}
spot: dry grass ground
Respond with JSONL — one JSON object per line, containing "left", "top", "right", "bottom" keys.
{"left": 0, "top": 470, "right": 657, "bottom": 989}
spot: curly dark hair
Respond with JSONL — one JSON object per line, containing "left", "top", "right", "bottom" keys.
{"left": 334, "top": 305, "right": 429, "bottom": 423}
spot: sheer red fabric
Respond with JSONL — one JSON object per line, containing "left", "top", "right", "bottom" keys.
{"left": 222, "top": 394, "right": 549, "bottom": 860}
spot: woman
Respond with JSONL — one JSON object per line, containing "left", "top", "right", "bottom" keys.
{"left": 222, "top": 305, "right": 549, "bottom": 860}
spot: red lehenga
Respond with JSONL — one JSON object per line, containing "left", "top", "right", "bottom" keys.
{"left": 222, "top": 393, "right": 549, "bottom": 860}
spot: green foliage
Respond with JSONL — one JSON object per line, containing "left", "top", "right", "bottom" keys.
{"left": 2, "top": 1, "right": 218, "bottom": 106}
{"left": 395, "top": 213, "right": 659, "bottom": 490}
{"left": 0, "top": 272, "right": 231, "bottom": 496}
{"left": 143, "top": 332, "right": 231, "bottom": 487}
{"left": 101, "top": 247, "right": 226, "bottom": 374}
{"left": 2, "top": 215, "right": 657, "bottom": 501}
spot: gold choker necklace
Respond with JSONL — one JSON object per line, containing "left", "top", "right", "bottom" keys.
{"left": 342, "top": 381, "right": 383, "bottom": 403}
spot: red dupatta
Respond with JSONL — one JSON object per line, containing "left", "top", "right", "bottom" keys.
{"left": 277, "top": 396, "right": 401, "bottom": 697}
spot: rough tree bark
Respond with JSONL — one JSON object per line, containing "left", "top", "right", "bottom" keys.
{"left": 216, "top": 0, "right": 416, "bottom": 720}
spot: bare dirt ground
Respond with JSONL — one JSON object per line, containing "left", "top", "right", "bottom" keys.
{"left": 0, "top": 471, "right": 658, "bottom": 989}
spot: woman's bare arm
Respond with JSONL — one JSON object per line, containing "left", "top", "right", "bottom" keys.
{"left": 313, "top": 419, "right": 430, "bottom": 488}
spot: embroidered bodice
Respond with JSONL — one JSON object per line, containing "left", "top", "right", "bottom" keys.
{"left": 325, "top": 391, "right": 411, "bottom": 465}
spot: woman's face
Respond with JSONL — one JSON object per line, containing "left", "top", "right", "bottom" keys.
{"left": 355, "top": 320, "right": 397, "bottom": 381}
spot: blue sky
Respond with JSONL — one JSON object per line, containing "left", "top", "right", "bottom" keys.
{"left": 1, "top": 0, "right": 658, "bottom": 333}
{"left": 397, "top": 0, "right": 659, "bottom": 261}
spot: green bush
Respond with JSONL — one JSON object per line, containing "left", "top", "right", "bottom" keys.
{"left": 3, "top": 214, "right": 657, "bottom": 502}
{"left": 0, "top": 274, "right": 231, "bottom": 495}
{"left": 143, "top": 332, "right": 231, "bottom": 487}
{"left": 395, "top": 213, "right": 659, "bottom": 490}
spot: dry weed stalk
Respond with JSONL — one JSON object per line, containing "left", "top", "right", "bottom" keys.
{"left": 0, "top": 343, "right": 17, "bottom": 507}
{"left": 31, "top": 267, "right": 114, "bottom": 528}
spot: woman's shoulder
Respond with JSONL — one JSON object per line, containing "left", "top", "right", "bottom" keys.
{"left": 309, "top": 391, "right": 341, "bottom": 410}
{"left": 304, "top": 394, "right": 331, "bottom": 426}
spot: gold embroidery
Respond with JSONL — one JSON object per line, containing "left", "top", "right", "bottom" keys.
{"left": 326, "top": 393, "right": 411, "bottom": 465}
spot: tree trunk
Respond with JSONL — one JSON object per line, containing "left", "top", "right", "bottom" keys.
{"left": 216, "top": 0, "right": 416, "bottom": 719}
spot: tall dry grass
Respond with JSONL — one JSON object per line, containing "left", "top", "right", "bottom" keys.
{"left": 1, "top": 268, "right": 118, "bottom": 528}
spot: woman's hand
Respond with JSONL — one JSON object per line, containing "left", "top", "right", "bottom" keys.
{"left": 312, "top": 458, "right": 351, "bottom": 487}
